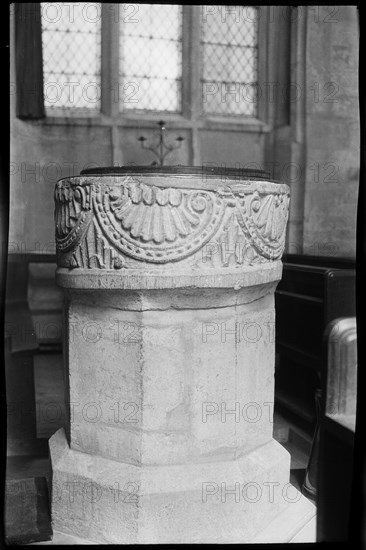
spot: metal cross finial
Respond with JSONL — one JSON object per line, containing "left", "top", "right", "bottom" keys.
{"left": 138, "top": 121, "right": 184, "bottom": 166}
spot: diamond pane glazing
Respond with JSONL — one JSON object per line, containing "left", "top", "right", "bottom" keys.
{"left": 41, "top": 3, "right": 101, "bottom": 111}
{"left": 201, "top": 5, "right": 258, "bottom": 116}
{"left": 119, "top": 4, "right": 183, "bottom": 113}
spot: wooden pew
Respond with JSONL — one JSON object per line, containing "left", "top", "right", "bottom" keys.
{"left": 5, "top": 255, "right": 40, "bottom": 455}
{"left": 275, "top": 254, "right": 356, "bottom": 428}
{"left": 5, "top": 254, "right": 65, "bottom": 455}
{"left": 27, "top": 258, "right": 66, "bottom": 440}
{"left": 317, "top": 317, "right": 357, "bottom": 541}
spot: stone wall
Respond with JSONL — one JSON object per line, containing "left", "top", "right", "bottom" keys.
{"left": 303, "top": 5, "right": 359, "bottom": 257}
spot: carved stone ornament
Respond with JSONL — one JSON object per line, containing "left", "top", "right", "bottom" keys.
{"left": 54, "top": 170, "right": 290, "bottom": 275}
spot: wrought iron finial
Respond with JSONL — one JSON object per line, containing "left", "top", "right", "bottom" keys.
{"left": 138, "top": 121, "right": 184, "bottom": 166}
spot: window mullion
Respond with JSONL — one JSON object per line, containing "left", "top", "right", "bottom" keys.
{"left": 101, "top": 3, "right": 120, "bottom": 118}
{"left": 181, "top": 5, "right": 192, "bottom": 118}
{"left": 257, "top": 7, "right": 269, "bottom": 124}
{"left": 101, "top": 4, "right": 112, "bottom": 116}
{"left": 189, "top": 6, "right": 202, "bottom": 122}
{"left": 111, "top": 4, "right": 121, "bottom": 118}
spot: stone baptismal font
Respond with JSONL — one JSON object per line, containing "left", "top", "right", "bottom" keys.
{"left": 50, "top": 165, "right": 315, "bottom": 543}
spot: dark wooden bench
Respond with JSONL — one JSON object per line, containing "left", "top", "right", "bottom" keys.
{"left": 275, "top": 254, "right": 356, "bottom": 428}
{"left": 317, "top": 317, "right": 357, "bottom": 541}
{"left": 5, "top": 254, "right": 64, "bottom": 455}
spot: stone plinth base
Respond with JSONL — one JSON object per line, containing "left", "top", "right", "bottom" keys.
{"left": 49, "top": 428, "right": 305, "bottom": 544}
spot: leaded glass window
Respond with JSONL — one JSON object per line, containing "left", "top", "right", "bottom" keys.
{"left": 119, "top": 4, "right": 183, "bottom": 113}
{"left": 41, "top": 3, "right": 102, "bottom": 110}
{"left": 201, "top": 5, "right": 258, "bottom": 116}
{"left": 40, "top": 4, "right": 260, "bottom": 118}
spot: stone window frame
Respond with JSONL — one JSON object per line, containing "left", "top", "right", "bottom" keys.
{"left": 41, "top": 4, "right": 271, "bottom": 135}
